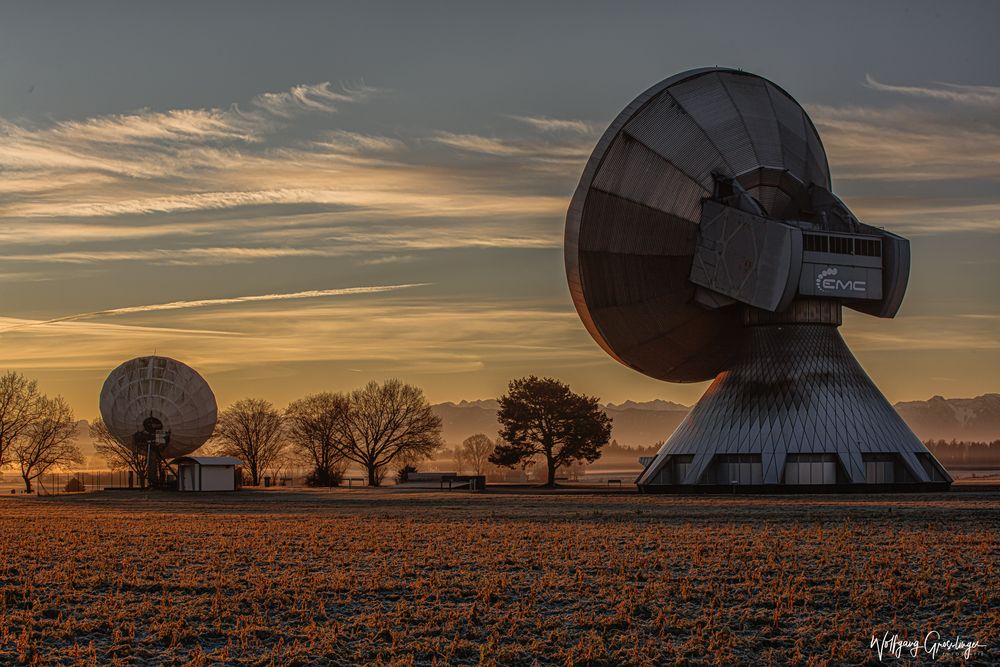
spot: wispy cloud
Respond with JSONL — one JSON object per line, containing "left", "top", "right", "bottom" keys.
{"left": 810, "top": 103, "right": 1000, "bottom": 183}
{"left": 361, "top": 254, "right": 415, "bottom": 265}
{"left": 3, "top": 217, "right": 563, "bottom": 266}
{"left": 250, "top": 82, "right": 376, "bottom": 117}
{"left": 8, "top": 189, "right": 339, "bottom": 218}
{"left": 429, "top": 130, "right": 591, "bottom": 160}
{"left": 864, "top": 74, "right": 1000, "bottom": 106}
{"left": 847, "top": 328, "right": 1000, "bottom": 351}
{"left": 0, "top": 220, "right": 211, "bottom": 245}
{"left": 0, "top": 296, "right": 590, "bottom": 376}
{"left": 431, "top": 131, "right": 532, "bottom": 157}
{"left": 808, "top": 74, "right": 1000, "bottom": 188}
{"left": 844, "top": 314, "right": 1000, "bottom": 351}
{"left": 0, "top": 80, "right": 598, "bottom": 296}
{"left": 0, "top": 284, "right": 429, "bottom": 334}
{"left": 312, "top": 129, "right": 405, "bottom": 154}
{"left": 37, "top": 108, "right": 259, "bottom": 145}
{"left": 0, "top": 81, "right": 374, "bottom": 180}
{"left": 508, "top": 115, "right": 599, "bottom": 135}
{"left": 0, "top": 271, "right": 55, "bottom": 282}
{"left": 0, "top": 317, "right": 240, "bottom": 339}
{"left": 847, "top": 199, "right": 1000, "bottom": 235}
{"left": 0, "top": 82, "right": 573, "bottom": 243}
{"left": 3, "top": 246, "right": 340, "bottom": 265}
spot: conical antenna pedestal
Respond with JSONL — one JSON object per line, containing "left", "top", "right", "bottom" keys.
{"left": 637, "top": 303, "right": 950, "bottom": 490}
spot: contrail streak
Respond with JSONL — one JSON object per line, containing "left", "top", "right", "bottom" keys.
{"left": 0, "top": 283, "right": 429, "bottom": 333}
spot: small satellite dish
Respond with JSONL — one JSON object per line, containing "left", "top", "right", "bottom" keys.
{"left": 100, "top": 356, "right": 217, "bottom": 485}
{"left": 566, "top": 68, "right": 950, "bottom": 491}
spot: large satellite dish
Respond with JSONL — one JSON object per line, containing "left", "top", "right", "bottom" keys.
{"left": 100, "top": 356, "right": 217, "bottom": 484}
{"left": 566, "top": 68, "right": 951, "bottom": 491}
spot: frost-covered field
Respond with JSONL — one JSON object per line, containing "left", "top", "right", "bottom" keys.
{"left": 1, "top": 489, "right": 997, "bottom": 665}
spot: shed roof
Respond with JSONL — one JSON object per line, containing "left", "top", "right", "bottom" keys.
{"left": 173, "top": 455, "right": 243, "bottom": 466}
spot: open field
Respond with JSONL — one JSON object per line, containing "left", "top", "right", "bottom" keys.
{"left": 0, "top": 489, "right": 997, "bottom": 666}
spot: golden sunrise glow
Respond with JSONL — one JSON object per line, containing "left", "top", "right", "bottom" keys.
{"left": 2, "top": 61, "right": 998, "bottom": 418}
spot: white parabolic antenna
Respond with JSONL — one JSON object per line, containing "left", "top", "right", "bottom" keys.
{"left": 99, "top": 355, "right": 217, "bottom": 459}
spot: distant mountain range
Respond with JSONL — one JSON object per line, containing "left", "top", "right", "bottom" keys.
{"left": 893, "top": 394, "right": 1000, "bottom": 442}
{"left": 433, "top": 394, "right": 1000, "bottom": 447}
{"left": 434, "top": 399, "right": 690, "bottom": 449}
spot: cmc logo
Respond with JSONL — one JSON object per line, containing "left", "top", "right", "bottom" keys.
{"left": 815, "top": 267, "right": 866, "bottom": 293}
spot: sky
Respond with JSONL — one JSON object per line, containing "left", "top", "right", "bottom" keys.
{"left": 1, "top": 1, "right": 998, "bottom": 419}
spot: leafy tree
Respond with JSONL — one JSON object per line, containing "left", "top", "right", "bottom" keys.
{"left": 0, "top": 371, "right": 43, "bottom": 469}
{"left": 395, "top": 464, "right": 418, "bottom": 484}
{"left": 285, "top": 393, "right": 349, "bottom": 487}
{"left": 460, "top": 433, "right": 496, "bottom": 476}
{"left": 490, "top": 376, "right": 612, "bottom": 487}
{"left": 339, "top": 379, "right": 442, "bottom": 487}
{"left": 212, "top": 398, "right": 285, "bottom": 486}
{"left": 305, "top": 464, "right": 346, "bottom": 487}
{"left": 91, "top": 416, "right": 147, "bottom": 488}
{"left": 391, "top": 447, "right": 428, "bottom": 481}
{"left": 12, "top": 395, "right": 81, "bottom": 493}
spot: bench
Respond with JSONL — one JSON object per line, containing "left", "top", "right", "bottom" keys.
{"left": 407, "top": 471, "right": 457, "bottom": 482}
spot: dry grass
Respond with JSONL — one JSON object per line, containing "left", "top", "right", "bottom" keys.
{"left": 0, "top": 489, "right": 996, "bottom": 665}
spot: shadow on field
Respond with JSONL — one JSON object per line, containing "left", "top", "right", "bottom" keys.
{"left": 5, "top": 484, "right": 999, "bottom": 526}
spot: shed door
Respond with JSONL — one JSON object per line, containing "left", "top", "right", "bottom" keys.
{"left": 186, "top": 465, "right": 198, "bottom": 491}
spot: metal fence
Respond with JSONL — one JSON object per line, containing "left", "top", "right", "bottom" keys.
{"left": 0, "top": 470, "right": 139, "bottom": 496}
{"left": 0, "top": 464, "right": 642, "bottom": 496}
{"left": 0, "top": 467, "right": 367, "bottom": 495}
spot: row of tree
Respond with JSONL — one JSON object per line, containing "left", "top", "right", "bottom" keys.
{"left": 184, "top": 379, "right": 442, "bottom": 487}
{"left": 924, "top": 439, "right": 1000, "bottom": 467}
{"left": 2, "top": 370, "right": 615, "bottom": 491}
{"left": 0, "top": 372, "right": 82, "bottom": 492}
{"left": 204, "top": 376, "right": 613, "bottom": 488}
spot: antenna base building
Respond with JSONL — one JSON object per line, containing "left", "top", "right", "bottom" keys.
{"left": 635, "top": 306, "right": 950, "bottom": 491}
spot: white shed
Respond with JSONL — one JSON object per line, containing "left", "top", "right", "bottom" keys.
{"left": 174, "top": 456, "right": 243, "bottom": 491}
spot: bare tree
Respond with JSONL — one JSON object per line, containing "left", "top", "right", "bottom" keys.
{"left": 460, "top": 433, "right": 495, "bottom": 476}
{"left": 285, "top": 392, "right": 350, "bottom": 487}
{"left": 12, "top": 395, "right": 82, "bottom": 493}
{"left": 0, "top": 371, "right": 42, "bottom": 469}
{"left": 265, "top": 447, "right": 299, "bottom": 486}
{"left": 211, "top": 398, "right": 285, "bottom": 486}
{"left": 339, "top": 379, "right": 443, "bottom": 487}
{"left": 450, "top": 445, "right": 465, "bottom": 474}
{"left": 91, "top": 416, "right": 147, "bottom": 489}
